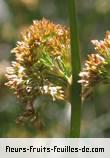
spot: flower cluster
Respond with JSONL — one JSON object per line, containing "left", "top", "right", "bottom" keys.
{"left": 5, "top": 19, "right": 71, "bottom": 105}
{"left": 79, "top": 31, "right": 110, "bottom": 98}
{"left": 6, "top": 17, "right": 110, "bottom": 124}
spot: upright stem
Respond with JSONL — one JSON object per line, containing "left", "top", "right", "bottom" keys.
{"left": 68, "top": 0, "right": 82, "bottom": 137}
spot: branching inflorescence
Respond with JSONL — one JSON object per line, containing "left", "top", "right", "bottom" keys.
{"left": 5, "top": 19, "right": 71, "bottom": 124}
{"left": 79, "top": 31, "right": 110, "bottom": 99}
{"left": 5, "top": 18, "right": 110, "bottom": 125}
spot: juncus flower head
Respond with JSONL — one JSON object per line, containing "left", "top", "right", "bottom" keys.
{"left": 5, "top": 19, "right": 71, "bottom": 124}
{"left": 79, "top": 31, "right": 110, "bottom": 99}
{"left": 5, "top": 19, "right": 71, "bottom": 103}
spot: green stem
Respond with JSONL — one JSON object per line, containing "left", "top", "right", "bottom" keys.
{"left": 68, "top": 0, "right": 82, "bottom": 137}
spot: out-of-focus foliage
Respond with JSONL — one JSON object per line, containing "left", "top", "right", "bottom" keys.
{"left": 0, "top": 0, "right": 110, "bottom": 137}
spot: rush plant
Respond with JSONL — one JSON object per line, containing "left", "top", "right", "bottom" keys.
{"left": 5, "top": 0, "right": 110, "bottom": 137}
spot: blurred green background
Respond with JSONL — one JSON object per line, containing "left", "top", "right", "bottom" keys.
{"left": 0, "top": 0, "right": 110, "bottom": 137}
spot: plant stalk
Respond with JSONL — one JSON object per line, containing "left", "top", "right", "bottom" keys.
{"left": 68, "top": 0, "right": 82, "bottom": 137}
